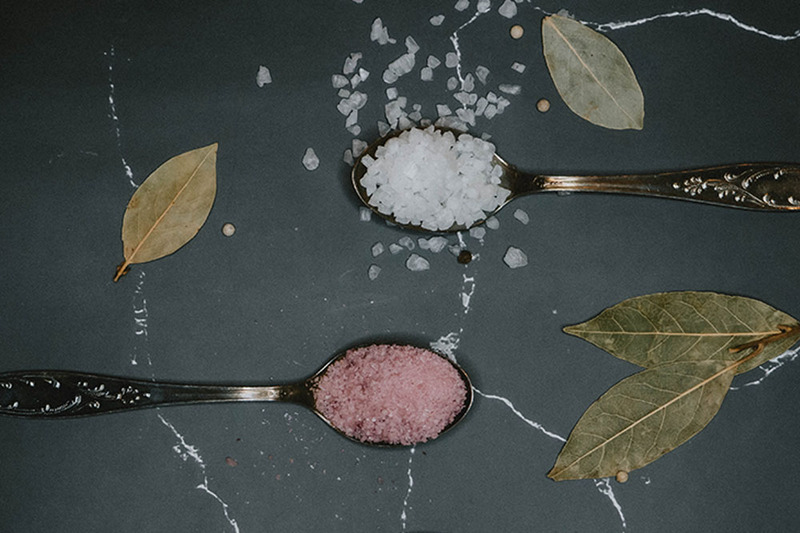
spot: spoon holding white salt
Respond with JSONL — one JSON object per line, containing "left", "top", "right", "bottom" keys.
{"left": 352, "top": 125, "right": 800, "bottom": 232}
{"left": 0, "top": 344, "right": 472, "bottom": 447}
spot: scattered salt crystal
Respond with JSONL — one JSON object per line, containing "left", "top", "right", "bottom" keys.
{"left": 389, "top": 243, "right": 404, "bottom": 254}
{"left": 347, "top": 124, "right": 362, "bottom": 136}
{"left": 221, "top": 223, "right": 236, "bottom": 237}
{"left": 475, "top": 97, "right": 489, "bottom": 116}
{"left": 377, "top": 120, "right": 391, "bottom": 136}
{"left": 352, "top": 139, "right": 368, "bottom": 157}
{"left": 430, "top": 14, "right": 445, "bottom": 26}
{"left": 469, "top": 227, "right": 486, "bottom": 240}
{"left": 419, "top": 236, "right": 449, "bottom": 253}
{"left": 456, "top": 107, "right": 476, "bottom": 126}
{"left": 371, "top": 242, "right": 385, "bottom": 256}
{"left": 359, "top": 207, "right": 372, "bottom": 221}
{"left": 420, "top": 66, "right": 434, "bottom": 81}
{"left": 485, "top": 216, "right": 500, "bottom": 229}
{"left": 370, "top": 18, "right": 396, "bottom": 45}
{"left": 397, "top": 115, "right": 414, "bottom": 130}
{"left": 332, "top": 74, "right": 349, "bottom": 88}
{"left": 513, "top": 208, "right": 530, "bottom": 224}
{"left": 343, "top": 52, "right": 362, "bottom": 75}
{"left": 358, "top": 67, "right": 370, "bottom": 81}
{"left": 346, "top": 109, "right": 358, "bottom": 127}
{"left": 447, "top": 77, "right": 458, "bottom": 91}
{"left": 475, "top": 65, "right": 490, "bottom": 84}
{"left": 302, "top": 148, "right": 319, "bottom": 171}
{"left": 314, "top": 345, "right": 467, "bottom": 445}
{"left": 359, "top": 126, "right": 511, "bottom": 231}
{"left": 484, "top": 103, "right": 498, "bottom": 119}
{"left": 477, "top": 0, "right": 491, "bottom": 13}
{"left": 463, "top": 73, "right": 475, "bottom": 92}
{"left": 405, "top": 254, "right": 430, "bottom": 271}
{"left": 337, "top": 88, "right": 351, "bottom": 98}
{"left": 350, "top": 73, "right": 362, "bottom": 88}
{"left": 455, "top": 0, "right": 470, "bottom": 11}
{"left": 256, "top": 66, "right": 272, "bottom": 87}
{"left": 498, "top": 0, "right": 517, "bottom": 18}
{"left": 499, "top": 84, "right": 522, "bottom": 95}
{"left": 368, "top": 264, "right": 381, "bottom": 280}
{"left": 408, "top": 109, "right": 422, "bottom": 122}
{"left": 405, "top": 36, "right": 420, "bottom": 54}
{"left": 511, "top": 62, "right": 526, "bottom": 73}
{"left": 436, "top": 104, "right": 452, "bottom": 117}
{"left": 427, "top": 55, "right": 441, "bottom": 69}
{"left": 398, "top": 236, "right": 415, "bottom": 250}
{"left": 445, "top": 52, "right": 459, "bottom": 69}
{"left": 503, "top": 246, "right": 528, "bottom": 268}
{"left": 343, "top": 149, "right": 354, "bottom": 166}
{"left": 386, "top": 87, "right": 398, "bottom": 100}
{"left": 486, "top": 91, "right": 498, "bottom": 103}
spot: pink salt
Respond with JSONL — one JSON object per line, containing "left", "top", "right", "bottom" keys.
{"left": 314, "top": 345, "right": 467, "bottom": 445}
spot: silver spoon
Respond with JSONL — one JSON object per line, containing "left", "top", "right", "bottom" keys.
{"left": 352, "top": 126, "right": 800, "bottom": 232}
{"left": 0, "top": 344, "right": 473, "bottom": 447}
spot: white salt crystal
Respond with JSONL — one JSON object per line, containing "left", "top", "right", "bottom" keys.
{"left": 383, "top": 70, "right": 398, "bottom": 84}
{"left": 445, "top": 52, "right": 459, "bottom": 68}
{"left": 346, "top": 109, "right": 358, "bottom": 127}
{"left": 338, "top": 88, "right": 351, "bottom": 98}
{"left": 347, "top": 124, "right": 362, "bottom": 136}
{"left": 397, "top": 115, "right": 414, "bottom": 130}
{"left": 408, "top": 109, "right": 422, "bottom": 122}
{"left": 485, "top": 216, "right": 500, "bottom": 229}
{"left": 477, "top": 0, "right": 491, "bottom": 13}
{"left": 352, "top": 139, "right": 368, "bottom": 157}
{"left": 371, "top": 242, "right": 385, "bottom": 256}
{"left": 420, "top": 236, "right": 449, "bottom": 253}
{"left": 513, "top": 208, "right": 530, "bottom": 224}
{"left": 498, "top": 0, "right": 517, "bottom": 18}
{"left": 486, "top": 91, "right": 498, "bottom": 103}
{"left": 370, "top": 18, "right": 396, "bottom": 45}
{"left": 499, "top": 84, "right": 521, "bottom": 95}
{"left": 469, "top": 227, "right": 486, "bottom": 240}
{"left": 436, "top": 104, "right": 452, "bottom": 117}
{"left": 503, "top": 246, "right": 528, "bottom": 268}
{"left": 427, "top": 55, "right": 441, "bottom": 69}
{"left": 377, "top": 120, "right": 391, "bottom": 136}
{"left": 420, "top": 67, "right": 433, "bottom": 81}
{"left": 405, "top": 36, "right": 420, "bottom": 54}
{"left": 389, "top": 243, "right": 404, "bottom": 254}
{"left": 463, "top": 73, "right": 475, "bottom": 92}
{"left": 430, "top": 14, "right": 445, "bottom": 26}
{"left": 343, "top": 149, "right": 354, "bottom": 165}
{"left": 456, "top": 107, "right": 476, "bottom": 126}
{"left": 405, "top": 253, "right": 430, "bottom": 271}
{"left": 256, "top": 66, "right": 272, "bottom": 87}
{"left": 343, "top": 52, "right": 362, "bottom": 75}
{"left": 398, "top": 236, "right": 415, "bottom": 250}
{"left": 484, "top": 103, "right": 498, "bottom": 119}
{"left": 412, "top": 103, "right": 422, "bottom": 111}
{"left": 359, "top": 207, "right": 372, "bottom": 221}
{"left": 332, "top": 74, "right": 349, "bottom": 88}
{"left": 368, "top": 264, "right": 381, "bottom": 280}
{"left": 358, "top": 68, "right": 370, "bottom": 81}
{"left": 453, "top": 92, "right": 471, "bottom": 106}
{"left": 447, "top": 77, "right": 459, "bottom": 91}
{"left": 455, "top": 0, "right": 470, "bottom": 11}
{"left": 475, "top": 97, "right": 489, "bottom": 116}
{"left": 302, "top": 148, "right": 319, "bottom": 171}
{"left": 475, "top": 65, "right": 490, "bottom": 84}
{"left": 511, "top": 62, "right": 526, "bottom": 73}
{"left": 350, "top": 73, "right": 361, "bottom": 88}
{"left": 386, "top": 87, "right": 398, "bottom": 100}
{"left": 352, "top": 0, "right": 363, "bottom": 3}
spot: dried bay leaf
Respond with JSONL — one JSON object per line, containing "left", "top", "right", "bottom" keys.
{"left": 114, "top": 143, "right": 218, "bottom": 281}
{"left": 541, "top": 14, "right": 644, "bottom": 130}
{"left": 564, "top": 291, "right": 800, "bottom": 374}
{"left": 548, "top": 359, "right": 735, "bottom": 481}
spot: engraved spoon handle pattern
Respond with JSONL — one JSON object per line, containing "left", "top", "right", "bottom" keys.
{"left": 521, "top": 163, "right": 800, "bottom": 210}
{"left": 0, "top": 371, "right": 309, "bottom": 418}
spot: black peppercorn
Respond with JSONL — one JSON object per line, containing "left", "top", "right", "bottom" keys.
{"left": 457, "top": 250, "right": 472, "bottom": 264}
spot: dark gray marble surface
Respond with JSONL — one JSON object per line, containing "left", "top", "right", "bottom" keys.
{"left": 2, "top": 1, "right": 799, "bottom": 531}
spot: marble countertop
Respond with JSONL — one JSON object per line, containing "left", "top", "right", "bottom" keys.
{"left": 2, "top": 1, "right": 799, "bottom": 531}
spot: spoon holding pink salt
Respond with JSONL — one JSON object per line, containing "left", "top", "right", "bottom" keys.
{"left": 0, "top": 344, "right": 473, "bottom": 446}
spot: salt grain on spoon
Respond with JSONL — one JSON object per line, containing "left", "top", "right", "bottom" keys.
{"left": 352, "top": 125, "right": 800, "bottom": 233}
{"left": 0, "top": 344, "right": 472, "bottom": 447}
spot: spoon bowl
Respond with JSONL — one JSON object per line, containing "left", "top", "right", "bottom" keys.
{"left": 352, "top": 126, "right": 800, "bottom": 233}
{"left": 0, "top": 344, "right": 473, "bottom": 447}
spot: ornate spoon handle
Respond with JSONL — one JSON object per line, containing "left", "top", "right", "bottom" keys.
{"left": 526, "top": 163, "right": 800, "bottom": 210}
{"left": 0, "top": 370, "right": 311, "bottom": 418}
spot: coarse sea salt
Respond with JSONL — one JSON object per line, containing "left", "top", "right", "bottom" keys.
{"left": 503, "top": 246, "right": 528, "bottom": 268}
{"left": 405, "top": 253, "right": 430, "bottom": 271}
{"left": 302, "top": 148, "right": 319, "bottom": 171}
{"left": 359, "top": 126, "right": 510, "bottom": 231}
{"left": 314, "top": 345, "right": 467, "bottom": 445}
